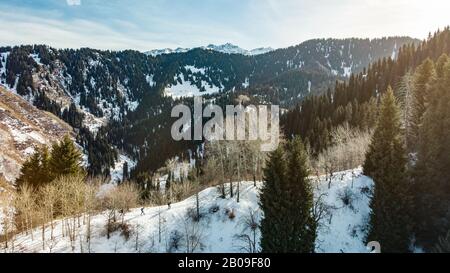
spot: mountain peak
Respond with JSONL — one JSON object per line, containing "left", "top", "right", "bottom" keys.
{"left": 145, "top": 43, "right": 274, "bottom": 57}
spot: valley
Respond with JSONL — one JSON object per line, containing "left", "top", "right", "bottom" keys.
{"left": 0, "top": 14, "right": 449, "bottom": 255}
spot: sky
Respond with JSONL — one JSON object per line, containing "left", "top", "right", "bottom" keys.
{"left": 0, "top": 0, "right": 449, "bottom": 52}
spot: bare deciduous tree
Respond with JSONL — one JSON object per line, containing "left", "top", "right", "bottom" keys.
{"left": 181, "top": 212, "right": 205, "bottom": 253}
{"left": 314, "top": 124, "right": 372, "bottom": 183}
{"left": 233, "top": 209, "right": 260, "bottom": 253}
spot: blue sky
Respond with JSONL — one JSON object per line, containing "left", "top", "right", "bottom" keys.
{"left": 0, "top": 0, "right": 449, "bottom": 51}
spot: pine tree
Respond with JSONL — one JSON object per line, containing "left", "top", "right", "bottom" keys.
{"left": 122, "top": 161, "right": 129, "bottom": 182}
{"left": 16, "top": 149, "right": 42, "bottom": 188}
{"left": 285, "top": 137, "right": 316, "bottom": 252}
{"left": 435, "top": 54, "right": 449, "bottom": 78}
{"left": 259, "top": 146, "right": 288, "bottom": 252}
{"left": 16, "top": 146, "right": 52, "bottom": 189}
{"left": 260, "top": 137, "right": 316, "bottom": 253}
{"left": 410, "top": 59, "right": 435, "bottom": 146}
{"left": 37, "top": 146, "right": 51, "bottom": 183}
{"left": 49, "top": 135, "right": 84, "bottom": 178}
{"left": 364, "top": 87, "right": 412, "bottom": 253}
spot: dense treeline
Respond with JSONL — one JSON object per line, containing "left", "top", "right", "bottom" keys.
{"left": 282, "top": 28, "right": 450, "bottom": 156}
{"left": 0, "top": 37, "right": 416, "bottom": 178}
{"left": 33, "top": 91, "right": 118, "bottom": 177}
{"left": 280, "top": 28, "right": 450, "bottom": 252}
{"left": 362, "top": 54, "right": 450, "bottom": 252}
{"left": 363, "top": 88, "right": 412, "bottom": 252}
{"left": 412, "top": 54, "right": 450, "bottom": 250}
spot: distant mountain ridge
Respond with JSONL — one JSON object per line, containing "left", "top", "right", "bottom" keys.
{"left": 145, "top": 43, "right": 274, "bottom": 56}
{"left": 0, "top": 36, "right": 420, "bottom": 177}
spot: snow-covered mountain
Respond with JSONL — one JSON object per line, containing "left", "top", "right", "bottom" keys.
{"left": 0, "top": 37, "right": 419, "bottom": 180}
{"left": 145, "top": 43, "right": 274, "bottom": 57}
{"left": 145, "top": 47, "right": 190, "bottom": 57}
{"left": 2, "top": 168, "right": 376, "bottom": 253}
{"left": 203, "top": 43, "right": 274, "bottom": 56}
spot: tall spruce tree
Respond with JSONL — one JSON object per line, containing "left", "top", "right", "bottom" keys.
{"left": 286, "top": 137, "right": 316, "bottom": 252}
{"left": 364, "top": 87, "right": 412, "bottom": 253}
{"left": 259, "top": 146, "right": 289, "bottom": 252}
{"left": 260, "top": 137, "right": 316, "bottom": 253}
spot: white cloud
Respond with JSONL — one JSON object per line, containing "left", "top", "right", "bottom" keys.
{"left": 66, "top": 0, "right": 81, "bottom": 6}
{"left": 0, "top": 11, "right": 243, "bottom": 52}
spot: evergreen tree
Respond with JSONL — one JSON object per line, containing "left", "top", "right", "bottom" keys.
{"left": 364, "top": 87, "right": 412, "bottom": 253}
{"left": 38, "top": 146, "right": 52, "bottom": 183}
{"left": 122, "top": 161, "right": 129, "bottom": 182}
{"left": 49, "top": 135, "right": 84, "bottom": 178}
{"left": 286, "top": 137, "right": 316, "bottom": 252}
{"left": 414, "top": 56, "right": 450, "bottom": 249}
{"left": 435, "top": 54, "right": 449, "bottom": 78}
{"left": 410, "top": 59, "right": 435, "bottom": 146}
{"left": 260, "top": 137, "right": 316, "bottom": 253}
{"left": 16, "top": 146, "right": 51, "bottom": 189}
{"left": 259, "top": 146, "right": 288, "bottom": 252}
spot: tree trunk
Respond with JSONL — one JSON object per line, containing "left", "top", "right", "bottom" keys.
{"left": 158, "top": 209, "right": 162, "bottom": 243}
{"left": 237, "top": 182, "right": 240, "bottom": 203}
{"left": 135, "top": 226, "right": 139, "bottom": 251}
{"left": 196, "top": 192, "right": 200, "bottom": 221}
{"left": 229, "top": 178, "right": 234, "bottom": 198}
{"left": 42, "top": 222, "right": 46, "bottom": 250}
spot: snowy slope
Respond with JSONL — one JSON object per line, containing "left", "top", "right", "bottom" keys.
{"left": 3, "top": 169, "right": 374, "bottom": 253}
{"left": 163, "top": 65, "right": 224, "bottom": 98}
{"left": 314, "top": 169, "right": 373, "bottom": 253}
{"left": 109, "top": 154, "right": 137, "bottom": 183}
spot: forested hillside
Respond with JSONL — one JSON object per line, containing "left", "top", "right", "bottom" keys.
{"left": 282, "top": 27, "right": 450, "bottom": 251}
{"left": 0, "top": 37, "right": 416, "bottom": 179}
{"left": 2, "top": 28, "right": 450, "bottom": 253}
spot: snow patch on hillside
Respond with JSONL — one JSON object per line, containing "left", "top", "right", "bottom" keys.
{"left": 110, "top": 154, "right": 137, "bottom": 183}
{"left": 185, "top": 65, "right": 206, "bottom": 74}
{"left": 164, "top": 74, "right": 222, "bottom": 99}
{"left": 82, "top": 111, "right": 107, "bottom": 134}
{"left": 315, "top": 169, "right": 373, "bottom": 253}
{"left": 29, "top": 53, "right": 43, "bottom": 66}
{"left": 145, "top": 74, "right": 155, "bottom": 87}
{"left": 242, "top": 77, "right": 250, "bottom": 88}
